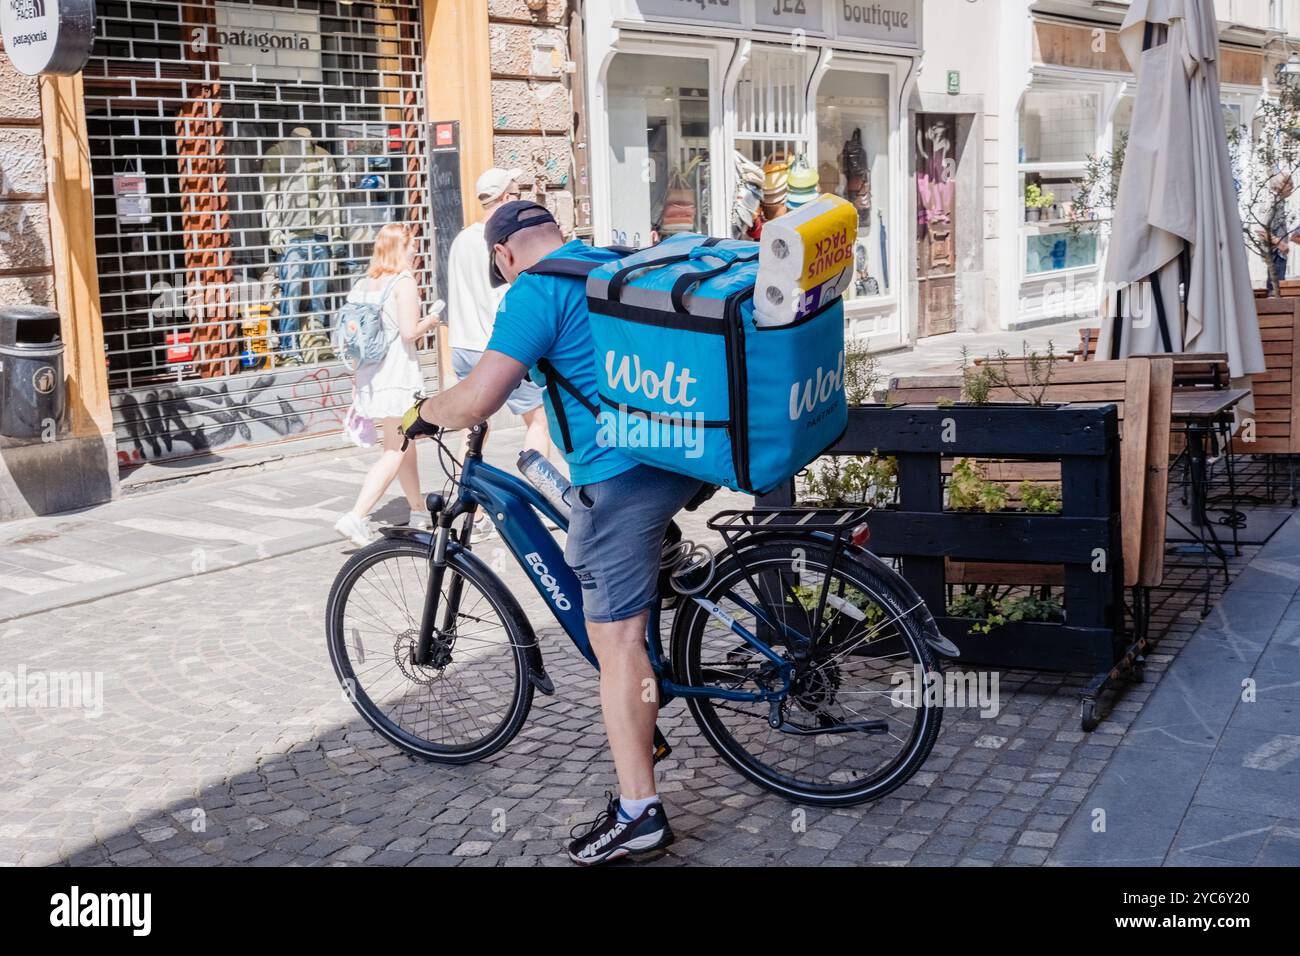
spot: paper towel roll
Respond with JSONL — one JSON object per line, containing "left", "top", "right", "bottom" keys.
{"left": 754, "top": 194, "right": 857, "bottom": 327}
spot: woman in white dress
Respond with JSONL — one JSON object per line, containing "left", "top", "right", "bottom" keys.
{"left": 334, "top": 224, "right": 441, "bottom": 546}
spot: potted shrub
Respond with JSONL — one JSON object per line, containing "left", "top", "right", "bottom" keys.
{"left": 1024, "top": 183, "right": 1055, "bottom": 223}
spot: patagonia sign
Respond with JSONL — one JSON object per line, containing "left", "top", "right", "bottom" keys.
{"left": 210, "top": 2, "right": 323, "bottom": 82}
{"left": 0, "top": 0, "right": 95, "bottom": 75}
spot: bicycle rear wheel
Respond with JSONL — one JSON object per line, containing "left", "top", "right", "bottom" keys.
{"left": 671, "top": 538, "right": 943, "bottom": 806}
{"left": 326, "top": 538, "right": 533, "bottom": 764}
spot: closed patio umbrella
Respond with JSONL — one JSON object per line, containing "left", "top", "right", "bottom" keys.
{"left": 1099, "top": 0, "right": 1266, "bottom": 402}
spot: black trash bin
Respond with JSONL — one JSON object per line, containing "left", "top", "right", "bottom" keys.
{"left": 0, "top": 305, "right": 66, "bottom": 439}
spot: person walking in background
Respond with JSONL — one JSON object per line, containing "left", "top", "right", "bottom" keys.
{"left": 1262, "top": 173, "right": 1300, "bottom": 295}
{"left": 334, "top": 223, "right": 441, "bottom": 547}
{"left": 446, "top": 167, "right": 553, "bottom": 460}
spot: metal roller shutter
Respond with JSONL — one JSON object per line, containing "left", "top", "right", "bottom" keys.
{"left": 83, "top": 0, "right": 435, "bottom": 468}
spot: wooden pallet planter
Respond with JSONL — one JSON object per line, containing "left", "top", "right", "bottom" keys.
{"left": 762, "top": 403, "right": 1126, "bottom": 679}
{"left": 885, "top": 357, "right": 1174, "bottom": 590}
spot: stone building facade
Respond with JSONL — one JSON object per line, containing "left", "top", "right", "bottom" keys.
{"left": 486, "top": 0, "right": 581, "bottom": 236}
{"left": 0, "top": 43, "right": 53, "bottom": 312}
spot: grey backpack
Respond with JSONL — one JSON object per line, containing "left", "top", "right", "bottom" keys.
{"left": 333, "top": 275, "right": 400, "bottom": 373}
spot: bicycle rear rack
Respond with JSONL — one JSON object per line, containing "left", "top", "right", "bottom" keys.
{"left": 707, "top": 506, "right": 873, "bottom": 540}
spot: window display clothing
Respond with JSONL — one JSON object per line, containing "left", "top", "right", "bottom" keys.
{"left": 276, "top": 237, "right": 333, "bottom": 358}
{"left": 261, "top": 130, "right": 343, "bottom": 251}
{"left": 262, "top": 130, "right": 342, "bottom": 358}
{"left": 344, "top": 270, "right": 424, "bottom": 436}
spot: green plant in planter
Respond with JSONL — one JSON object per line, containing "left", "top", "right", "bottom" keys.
{"left": 801, "top": 449, "right": 898, "bottom": 507}
{"left": 857, "top": 450, "right": 898, "bottom": 507}
{"left": 982, "top": 344, "right": 1060, "bottom": 406}
{"left": 1020, "top": 480, "right": 1063, "bottom": 514}
{"left": 999, "top": 593, "right": 1065, "bottom": 625}
{"left": 947, "top": 588, "right": 1064, "bottom": 634}
{"left": 959, "top": 348, "right": 997, "bottom": 405}
{"left": 977, "top": 479, "right": 1009, "bottom": 514}
{"left": 948, "top": 458, "right": 1007, "bottom": 513}
{"left": 843, "top": 341, "right": 881, "bottom": 406}
{"left": 1024, "top": 183, "right": 1055, "bottom": 217}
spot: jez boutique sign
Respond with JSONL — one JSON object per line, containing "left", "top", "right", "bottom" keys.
{"left": 0, "top": 0, "right": 96, "bottom": 76}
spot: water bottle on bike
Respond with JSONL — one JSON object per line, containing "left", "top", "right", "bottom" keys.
{"left": 517, "top": 449, "right": 572, "bottom": 519}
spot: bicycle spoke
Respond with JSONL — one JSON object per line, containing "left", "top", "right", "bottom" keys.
{"left": 686, "top": 544, "right": 939, "bottom": 802}
{"left": 334, "top": 546, "right": 524, "bottom": 753}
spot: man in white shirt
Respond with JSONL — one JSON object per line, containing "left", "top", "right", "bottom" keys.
{"left": 446, "top": 167, "right": 551, "bottom": 459}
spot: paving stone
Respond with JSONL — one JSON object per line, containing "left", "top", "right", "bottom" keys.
{"left": 0, "top": 446, "right": 1283, "bottom": 869}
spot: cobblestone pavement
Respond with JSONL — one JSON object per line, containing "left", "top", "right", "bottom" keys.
{"left": 0, "top": 484, "right": 1272, "bottom": 867}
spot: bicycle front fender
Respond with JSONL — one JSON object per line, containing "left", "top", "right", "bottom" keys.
{"left": 377, "top": 526, "right": 556, "bottom": 695}
{"left": 378, "top": 525, "right": 434, "bottom": 547}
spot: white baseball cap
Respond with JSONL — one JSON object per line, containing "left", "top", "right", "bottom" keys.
{"left": 476, "top": 167, "right": 523, "bottom": 204}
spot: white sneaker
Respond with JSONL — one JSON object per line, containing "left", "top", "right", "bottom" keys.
{"left": 334, "top": 512, "right": 373, "bottom": 547}
{"left": 407, "top": 509, "right": 432, "bottom": 531}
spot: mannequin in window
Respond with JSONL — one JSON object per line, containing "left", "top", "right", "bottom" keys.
{"left": 261, "top": 127, "right": 342, "bottom": 363}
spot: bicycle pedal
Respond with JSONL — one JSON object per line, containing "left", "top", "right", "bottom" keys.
{"left": 652, "top": 727, "right": 672, "bottom": 764}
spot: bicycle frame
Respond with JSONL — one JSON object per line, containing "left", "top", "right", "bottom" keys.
{"left": 415, "top": 424, "right": 795, "bottom": 706}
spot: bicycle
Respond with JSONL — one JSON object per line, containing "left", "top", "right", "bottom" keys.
{"left": 325, "top": 422, "right": 944, "bottom": 807}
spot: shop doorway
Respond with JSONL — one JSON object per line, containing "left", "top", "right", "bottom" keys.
{"left": 916, "top": 113, "right": 958, "bottom": 338}
{"left": 83, "top": 0, "right": 433, "bottom": 469}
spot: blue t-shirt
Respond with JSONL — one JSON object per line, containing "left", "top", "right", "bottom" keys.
{"left": 486, "top": 241, "right": 638, "bottom": 486}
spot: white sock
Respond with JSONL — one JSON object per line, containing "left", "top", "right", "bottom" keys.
{"left": 617, "top": 794, "right": 660, "bottom": 821}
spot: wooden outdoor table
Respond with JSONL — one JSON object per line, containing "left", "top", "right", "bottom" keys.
{"left": 1167, "top": 387, "right": 1251, "bottom": 613}
{"left": 1170, "top": 387, "right": 1251, "bottom": 421}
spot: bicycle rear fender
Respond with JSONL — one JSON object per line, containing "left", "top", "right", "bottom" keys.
{"left": 377, "top": 526, "right": 557, "bottom": 695}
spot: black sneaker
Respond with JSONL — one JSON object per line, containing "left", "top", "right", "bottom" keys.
{"left": 567, "top": 793, "right": 673, "bottom": 866}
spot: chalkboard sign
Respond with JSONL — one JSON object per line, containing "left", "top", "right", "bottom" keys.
{"left": 429, "top": 121, "right": 464, "bottom": 307}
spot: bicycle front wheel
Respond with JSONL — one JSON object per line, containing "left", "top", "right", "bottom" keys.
{"left": 326, "top": 538, "right": 533, "bottom": 764}
{"left": 671, "top": 538, "right": 943, "bottom": 807}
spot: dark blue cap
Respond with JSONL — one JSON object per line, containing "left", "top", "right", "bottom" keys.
{"left": 485, "top": 200, "right": 558, "bottom": 287}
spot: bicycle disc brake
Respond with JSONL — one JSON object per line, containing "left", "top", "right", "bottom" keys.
{"left": 395, "top": 629, "right": 452, "bottom": 685}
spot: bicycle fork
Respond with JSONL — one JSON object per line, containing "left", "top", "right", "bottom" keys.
{"left": 413, "top": 494, "right": 465, "bottom": 668}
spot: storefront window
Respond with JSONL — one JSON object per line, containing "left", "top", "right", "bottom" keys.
{"left": 606, "top": 53, "right": 712, "bottom": 248}
{"left": 1019, "top": 87, "right": 1100, "bottom": 276}
{"left": 84, "top": 0, "right": 432, "bottom": 466}
{"left": 730, "top": 46, "right": 814, "bottom": 246}
{"left": 815, "top": 69, "right": 891, "bottom": 302}
{"left": 1019, "top": 90, "right": 1098, "bottom": 164}
{"left": 1026, "top": 232, "right": 1098, "bottom": 275}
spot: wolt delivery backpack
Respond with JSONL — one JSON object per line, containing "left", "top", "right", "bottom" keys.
{"left": 527, "top": 234, "right": 847, "bottom": 495}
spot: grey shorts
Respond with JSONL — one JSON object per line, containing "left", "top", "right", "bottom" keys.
{"left": 565, "top": 464, "right": 706, "bottom": 624}
{"left": 451, "top": 347, "right": 544, "bottom": 415}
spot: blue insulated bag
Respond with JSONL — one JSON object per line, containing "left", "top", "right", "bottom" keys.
{"left": 527, "top": 235, "right": 847, "bottom": 495}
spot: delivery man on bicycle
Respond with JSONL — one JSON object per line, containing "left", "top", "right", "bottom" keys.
{"left": 402, "top": 201, "right": 704, "bottom": 865}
